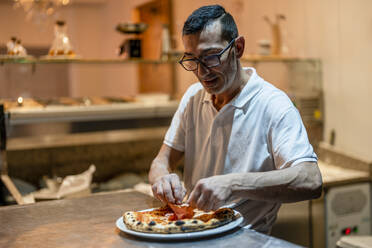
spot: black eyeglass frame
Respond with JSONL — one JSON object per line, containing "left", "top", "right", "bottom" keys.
{"left": 178, "top": 39, "right": 236, "bottom": 71}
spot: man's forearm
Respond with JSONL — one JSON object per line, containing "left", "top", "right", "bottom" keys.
{"left": 230, "top": 162, "right": 322, "bottom": 203}
{"left": 149, "top": 144, "right": 184, "bottom": 185}
{"left": 148, "top": 158, "right": 171, "bottom": 185}
{"left": 149, "top": 144, "right": 185, "bottom": 203}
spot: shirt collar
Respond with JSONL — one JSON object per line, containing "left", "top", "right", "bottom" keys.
{"left": 202, "top": 90, "right": 211, "bottom": 103}
{"left": 202, "top": 67, "right": 263, "bottom": 109}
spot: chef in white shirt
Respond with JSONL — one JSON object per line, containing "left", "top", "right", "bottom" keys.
{"left": 148, "top": 4, "right": 322, "bottom": 234}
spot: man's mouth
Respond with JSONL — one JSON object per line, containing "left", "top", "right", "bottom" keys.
{"left": 202, "top": 77, "right": 218, "bottom": 88}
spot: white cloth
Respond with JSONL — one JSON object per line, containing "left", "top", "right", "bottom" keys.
{"left": 164, "top": 67, "right": 317, "bottom": 233}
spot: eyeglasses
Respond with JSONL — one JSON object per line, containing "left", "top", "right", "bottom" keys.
{"left": 179, "top": 39, "right": 235, "bottom": 71}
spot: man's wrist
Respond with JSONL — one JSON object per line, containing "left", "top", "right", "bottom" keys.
{"left": 149, "top": 171, "right": 173, "bottom": 185}
{"left": 229, "top": 173, "right": 253, "bottom": 196}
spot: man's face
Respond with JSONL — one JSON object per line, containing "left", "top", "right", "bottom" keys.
{"left": 182, "top": 21, "right": 238, "bottom": 96}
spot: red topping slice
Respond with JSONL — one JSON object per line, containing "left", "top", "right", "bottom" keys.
{"left": 168, "top": 204, "right": 195, "bottom": 220}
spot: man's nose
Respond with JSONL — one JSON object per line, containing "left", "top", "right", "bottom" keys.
{"left": 197, "top": 63, "right": 211, "bottom": 78}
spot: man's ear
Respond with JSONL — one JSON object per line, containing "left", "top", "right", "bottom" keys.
{"left": 235, "top": 36, "right": 245, "bottom": 59}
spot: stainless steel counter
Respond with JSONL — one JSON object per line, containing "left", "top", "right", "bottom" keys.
{"left": 318, "top": 160, "right": 370, "bottom": 187}
{"left": 0, "top": 190, "right": 302, "bottom": 248}
{"left": 8, "top": 100, "right": 179, "bottom": 125}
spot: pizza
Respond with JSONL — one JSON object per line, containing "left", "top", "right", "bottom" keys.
{"left": 123, "top": 204, "right": 237, "bottom": 234}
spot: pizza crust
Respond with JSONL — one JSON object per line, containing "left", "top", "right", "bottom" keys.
{"left": 123, "top": 207, "right": 236, "bottom": 234}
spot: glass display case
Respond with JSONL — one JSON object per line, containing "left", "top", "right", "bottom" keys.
{"left": 0, "top": 56, "right": 323, "bottom": 205}
{"left": 0, "top": 56, "right": 322, "bottom": 138}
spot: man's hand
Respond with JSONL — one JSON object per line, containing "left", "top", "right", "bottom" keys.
{"left": 188, "top": 162, "right": 322, "bottom": 208}
{"left": 151, "top": 173, "right": 186, "bottom": 204}
{"left": 149, "top": 144, "right": 185, "bottom": 204}
{"left": 187, "top": 174, "right": 233, "bottom": 211}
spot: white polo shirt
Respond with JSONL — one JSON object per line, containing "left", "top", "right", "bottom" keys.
{"left": 164, "top": 67, "right": 317, "bottom": 233}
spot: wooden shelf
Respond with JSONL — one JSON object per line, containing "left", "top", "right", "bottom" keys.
{"left": 241, "top": 55, "right": 320, "bottom": 63}
{"left": 0, "top": 56, "right": 320, "bottom": 65}
{"left": 0, "top": 57, "right": 178, "bottom": 65}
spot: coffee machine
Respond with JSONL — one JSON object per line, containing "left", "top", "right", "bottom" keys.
{"left": 116, "top": 23, "right": 148, "bottom": 58}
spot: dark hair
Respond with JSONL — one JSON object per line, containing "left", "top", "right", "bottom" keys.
{"left": 182, "top": 5, "right": 238, "bottom": 42}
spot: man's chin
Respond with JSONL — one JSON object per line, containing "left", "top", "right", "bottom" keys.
{"left": 204, "top": 84, "right": 224, "bottom": 95}
{"left": 201, "top": 82, "right": 217, "bottom": 91}
{"left": 203, "top": 86, "right": 218, "bottom": 94}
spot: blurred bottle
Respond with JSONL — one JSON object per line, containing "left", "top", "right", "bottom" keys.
{"left": 6, "top": 37, "right": 17, "bottom": 55}
{"left": 257, "top": 39, "right": 271, "bottom": 56}
{"left": 49, "top": 20, "right": 75, "bottom": 56}
{"left": 263, "top": 14, "right": 285, "bottom": 56}
{"left": 330, "top": 129, "right": 336, "bottom": 146}
{"left": 161, "top": 24, "right": 171, "bottom": 60}
{"left": 13, "top": 40, "right": 27, "bottom": 56}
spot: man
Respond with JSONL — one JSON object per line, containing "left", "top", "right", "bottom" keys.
{"left": 149, "top": 5, "right": 322, "bottom": 234}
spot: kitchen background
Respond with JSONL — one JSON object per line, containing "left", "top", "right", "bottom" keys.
{"left": 0, "top": 0, "right": 371, "bottom": 247}
{"left": 1, "top": 0, "right": 371, "bottom": 159}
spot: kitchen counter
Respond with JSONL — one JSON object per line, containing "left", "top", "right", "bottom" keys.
{"left": 318, "top": 160, "right": 371, "bottom": 188}
{"left": 0, "top": 190, "right": 302, "bottom": 248}
{"left": 7, "top": 100, "right": 179, "bottom": 125}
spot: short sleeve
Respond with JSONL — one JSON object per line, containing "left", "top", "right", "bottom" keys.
{"left": 270, "top": 107, "right": 318, "bottom": 169}
{"left": 164, "top": 83, "right": 202, "bottom": 151}
{"left": 164, "top": 101, "right": 186, "bottom": 151}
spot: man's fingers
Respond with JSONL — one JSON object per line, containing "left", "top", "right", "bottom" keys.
{"left": 209, "top": 196, "right": 221, "bottom": 211}
{"left": 162, "top": 179, "right": 176, "bottom": 203}
{"left": 151, "top": 174, "right": 187, "bottom": 205}
{"left": 152, "top": 183, "right": 165, "bottom": 202}
{"left": 196, "top": 189, "right": 213, "bottom": 210}
{"left": 187, "top": 185, "right": 201, "bottom": 208}
{"left": 170, "top": 175, "right": 184, "bottom": 204}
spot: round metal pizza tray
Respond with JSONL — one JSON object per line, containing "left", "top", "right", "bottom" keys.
{"left": 116, "top": 210, "right": 243, "bottom": 240}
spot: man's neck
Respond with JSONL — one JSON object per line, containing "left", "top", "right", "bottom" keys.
{"left": 212, "top": 67, "right": 250, "bottom": 111}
